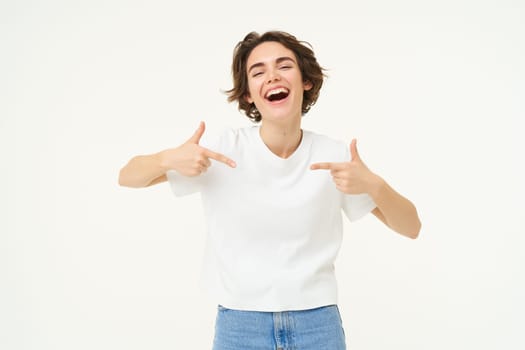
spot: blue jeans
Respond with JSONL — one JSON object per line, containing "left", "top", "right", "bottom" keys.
{"left": 212, "top": 304, "right": 346, "bottom": 350}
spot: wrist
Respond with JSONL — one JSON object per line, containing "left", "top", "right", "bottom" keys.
{"left": 156, "top": 149, "right": 172, "bottom": 172}
{"left": 368, "top": 174, "right": 386, "bottom": 200}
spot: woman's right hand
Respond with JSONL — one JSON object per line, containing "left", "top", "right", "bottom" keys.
{"left": 160, "top": 121, "right": 236, "bottom": 177}
{"left": 119, "top": 121, "right": 236, "bottom": 188}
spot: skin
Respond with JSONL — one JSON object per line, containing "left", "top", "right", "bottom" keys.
{"left": 118, "top": 40, "right": 421, "bottom": 239}
{"left": 118, "top": 121, "right": 235, "bottom": 188}
{"left": 245, "top": 41, "right": 312, "bottom": 158}
{"left": 310, "top": 139, "right": 421, "bottom": 238}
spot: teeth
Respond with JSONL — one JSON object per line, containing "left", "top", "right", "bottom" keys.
{"left": 265, "top": 88, "right": 288, "bottom": 98}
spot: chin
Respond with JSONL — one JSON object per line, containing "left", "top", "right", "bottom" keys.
{"left": 260, "top": 106, "right": 301, "bottom": 123}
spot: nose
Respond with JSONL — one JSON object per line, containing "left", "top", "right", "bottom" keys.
{"left": 266, "top": 69, "right": 280, "bottom": 84}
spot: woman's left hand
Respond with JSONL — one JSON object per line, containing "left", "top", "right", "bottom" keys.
{"left": 310, "top": 139, "right": 381, "bottom": 195}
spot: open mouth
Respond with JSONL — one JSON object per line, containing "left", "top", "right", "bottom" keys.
{"left": 265, "top": 87, "right": 289, "bottom": 102}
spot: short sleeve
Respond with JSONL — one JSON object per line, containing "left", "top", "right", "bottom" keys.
{"left": 342, "top": 193, "right": 376, "bottom": 221}
{"left": 166, "top": 169, "right": 204, "bottom": 197}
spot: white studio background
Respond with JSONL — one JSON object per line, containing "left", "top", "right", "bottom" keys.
{"left": 1, "top": 1, "right": 523, "bottom": 349}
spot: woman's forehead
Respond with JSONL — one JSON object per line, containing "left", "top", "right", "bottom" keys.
{"left": 247, "top": 41, "right": 297, "bottom": 66}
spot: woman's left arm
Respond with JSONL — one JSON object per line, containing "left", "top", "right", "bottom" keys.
{"left": 311, "top": 139, "right": 421, "bottom": 239}
{"left": 368, "top": 177, "right": 421, "bottom": 239}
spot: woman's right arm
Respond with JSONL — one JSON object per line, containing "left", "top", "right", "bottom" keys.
{"left": 118, "top": 122, "right": 236, "bottom": 188}
{"left": 118, "top": 151, "right": 170, "bottom": 188}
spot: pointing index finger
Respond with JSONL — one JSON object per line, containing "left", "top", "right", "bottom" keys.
{"left": 310, "top": 162, "right": 336, "bottom": 170}
{"left": 203, "top": 148, "right": 237, "bottom": 168}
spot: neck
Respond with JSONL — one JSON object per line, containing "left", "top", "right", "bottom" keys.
{"left": 259, "top": 120, "right": 303, "bottom": 159}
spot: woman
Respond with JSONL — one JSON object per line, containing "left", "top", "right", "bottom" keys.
{"left": 119, "top": 30, "right": 421, "bottom": 350}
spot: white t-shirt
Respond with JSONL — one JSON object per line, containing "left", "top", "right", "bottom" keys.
{"left": 167, "top": 125, "right": 376, "bottom": 311}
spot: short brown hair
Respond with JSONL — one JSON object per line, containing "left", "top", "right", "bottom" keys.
{"left": 226, "top": 31, "right": 325, "bottom": 122}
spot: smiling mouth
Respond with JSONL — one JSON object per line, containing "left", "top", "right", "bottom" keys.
{"left": 265, "top": 88, "right": 290, "bottom": 102}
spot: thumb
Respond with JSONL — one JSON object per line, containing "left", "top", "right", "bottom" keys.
{"left": 350, "top": 138, "right": 361, "bottom": 162}
{"left": 187, "top": 121, "right": 205, "bottom": 144}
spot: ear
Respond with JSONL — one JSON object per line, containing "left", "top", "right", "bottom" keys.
{"left": 244, "top": 93, "right": 253, "bottom": 104}
{"left": 303, "top": 80, "right": 313, "bottom": 91}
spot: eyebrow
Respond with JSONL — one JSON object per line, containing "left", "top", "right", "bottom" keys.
{"left": 248, "top": 56, "right": 296, "bottom": 73}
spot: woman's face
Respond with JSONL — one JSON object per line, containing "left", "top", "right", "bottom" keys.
{"left": 245, "top": 41, "right": 312, "bottom": 123}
